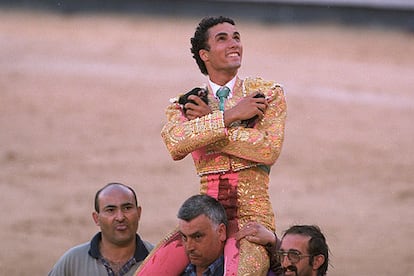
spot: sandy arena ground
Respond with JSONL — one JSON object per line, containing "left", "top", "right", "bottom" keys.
{"left": 1, "top": 9, "right": 413, "bottom": 275}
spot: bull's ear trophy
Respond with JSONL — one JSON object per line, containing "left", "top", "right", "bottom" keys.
{"left": 178, "top": 87, "right": 209, "bottom": 113}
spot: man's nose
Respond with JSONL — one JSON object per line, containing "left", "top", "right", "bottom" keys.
{"left": 115, "top": 210, "right": 125, "bottom": 220}
{"left": 229, "top": 38, "right": 240, "bottom": 48}
{"left": 281, "top": 255, "right": 291, "bottom": 267}
{"left": 185, "top": 239, "right": 195, "bottom": 251}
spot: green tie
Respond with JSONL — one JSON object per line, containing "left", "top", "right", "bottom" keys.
{"left": 217, "top": 86, "right": 230, "bottom": 111}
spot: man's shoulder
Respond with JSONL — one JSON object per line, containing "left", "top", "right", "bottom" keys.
{"left": 142, "top": 239, "right": 155, "bottom": 252}
{"left": 48, "top": 241, "right": 94, "bottom": 276}
{"left": 242, "top": 77, "right": 284, "bottom": 99}
{"left": 59, "top": 241, "right": 91, "bottom": 260}
{"left": 243, "top": 76, "right": 283, "bottom": 89}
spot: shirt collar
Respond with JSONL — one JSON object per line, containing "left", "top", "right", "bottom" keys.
{"left": 88, "top": 232, "right": 149, "bottom": 262}
{"left": 209, "top": 76, "right": 237, "bottom": 99}
{"left": 183, "top": 255, "right": 224, "bottom": 276}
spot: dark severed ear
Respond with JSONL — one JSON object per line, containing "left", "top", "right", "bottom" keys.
{"left": 242, "top": 93, "right": 265, "bottom": 128}
{"left": 178, "top": 87, "right": 209, "bottom": 113}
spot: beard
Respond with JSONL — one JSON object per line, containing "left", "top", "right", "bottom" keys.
{"left": 283, "top": 265, "right": 298, "bottom": 276}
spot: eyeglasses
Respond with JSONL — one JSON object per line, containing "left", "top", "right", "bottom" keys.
{"left": 276, "top": 250, "right": 312, "bottom": 264}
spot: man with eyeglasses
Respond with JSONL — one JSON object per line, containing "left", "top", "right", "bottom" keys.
{"left": 236, "top": 223, "right": 329, "bottom": 276}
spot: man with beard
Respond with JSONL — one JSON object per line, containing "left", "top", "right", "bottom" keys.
{"left": 49, "top": 183, "right": 153, "bottom": 276}
{"left": 236, "top": 223, "right": 329, "bottom": 276}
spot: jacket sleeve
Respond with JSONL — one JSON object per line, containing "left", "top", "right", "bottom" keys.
{"left": 161, "top": 102, "right": 228, "bottom": 160}
{"left": 217, "top": 85, "right": 287, "bottom": 165}
{"left": 161, "top": 82, "right": 287, "bottom": 165}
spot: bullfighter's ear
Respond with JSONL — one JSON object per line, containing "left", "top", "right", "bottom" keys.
{"left": 199, "top": 49, "right": 209, "bottom": 62}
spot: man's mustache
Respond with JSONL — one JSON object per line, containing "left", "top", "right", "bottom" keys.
{"left": 283, "top": 265, "right": 298, "bottom": 276}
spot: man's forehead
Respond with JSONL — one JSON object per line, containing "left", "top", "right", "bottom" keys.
{"left": 102, "top": 200, "right": 135, "bottom": 207}
{"left": 178, "top": 215, "right": 211, "bottom": 234}
{"left": 100, "top": 185, "right": 132, "bottom": 197}
{"left": 99, "top": 186, "right": 134, "bottom": 204}
{"left": 209, "top": 23, "right": 239, "bottom": 36}
{"left": 281, "top": 234, "right": 311, "bottom": 251}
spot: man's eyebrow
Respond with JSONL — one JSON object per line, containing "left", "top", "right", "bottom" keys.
{"left": 189, "top": 231, "right": 204, "bottom": 238}
{"left": 178, "top": 231, "right": 187, "bottom": 238}
{"left": 281, "top": 248, "right": 301, "bottom": 254}
{"left": 103, "top": 202, "right": 134, "bottom": 209}
{"left": 179, "top": 231, "right": 204, "bottom": 238}
{"left": 215, "top": 31, "right": 240, "bottom": 38}
{"left": 215, "top": 32, "right": 229, "bottom": 38}
{"left": 103, "top": 204, "right": 117, "bottom": 209}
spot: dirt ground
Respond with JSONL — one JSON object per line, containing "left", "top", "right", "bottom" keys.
{"left": 1, "top": 9, "right": 413, "bottom": 276}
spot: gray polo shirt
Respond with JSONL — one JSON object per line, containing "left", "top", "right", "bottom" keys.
{"left": 48, "top": 232, "right": 153, "bottom": 276}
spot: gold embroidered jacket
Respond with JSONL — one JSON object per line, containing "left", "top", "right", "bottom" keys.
{"left": 161, "top": 77, "right": 287, "bottom": 176}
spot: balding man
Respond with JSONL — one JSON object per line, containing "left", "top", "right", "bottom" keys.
{"left": 49, "top": 182, "right": 153, "bottom": 276}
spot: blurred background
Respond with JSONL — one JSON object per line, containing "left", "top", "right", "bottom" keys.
{"left": 1, "top": 1, "right": 413, "bottom": 275}
{"left": 1, "top": 0, "right": 414, "bottom": 28}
